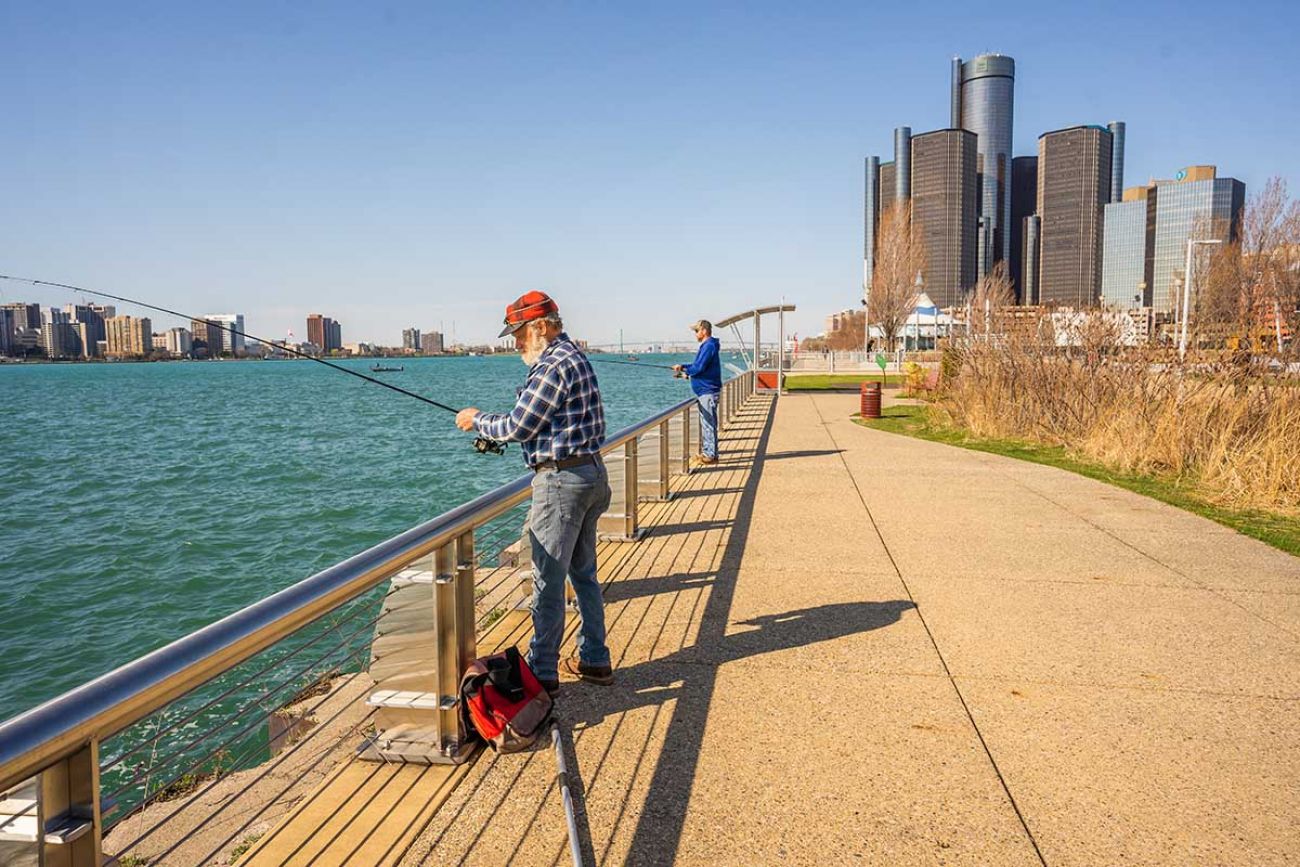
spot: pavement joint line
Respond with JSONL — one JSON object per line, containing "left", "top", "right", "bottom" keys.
{"left": 944, "top": 674, "right": 1300, "bottom": 702}
{"left": 809, "top": 394, "right": 1050, "bottom": 867}
{"left": 967, "top": 450, "right": 1300, "bottom": 645}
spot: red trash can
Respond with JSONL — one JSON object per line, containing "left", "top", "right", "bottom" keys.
{"left": 860, "top": 381, "right": 882, "bottom": 419}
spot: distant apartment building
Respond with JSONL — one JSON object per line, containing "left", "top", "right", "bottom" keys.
{"left": 421, "top": 331, "right": 445, "bottom": 354}
{"left": 189, "top": 318, "right": 224, "bottom": 358}
{"left": 2, "top": 302, "right": 42, "bottom": 331}
{"left": 824, "top": 309, "right": 859, "bottom": 334}
{"left": 62, "top": 304, "right": 108, "bottom": 357}
{"left": 1036, "top": 125, "right": 1113, "bottom": 307}
{"left": 402, "top": 328, "right": 420, "bottom": 352}
{"left": 39, "top": 307, "right": 79, "bottom": 359}
{"left": 203, "top": 314, "right": 246, "bottom": 355}
{"left": 307, "top": 314, "right": 343, "bottom": 354}
{"left": 105, "top": 315, "right": 153, "bottom": 357}
{"left": 164, "top": 327, "right": 193, "bottom": 357}
{"left": 0, "top": 307, "right": 14, "bottom": 355}
{"left": 910, "top": 128, "right": 978, "bottom": 307}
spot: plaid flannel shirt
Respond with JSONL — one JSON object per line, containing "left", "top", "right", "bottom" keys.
{"left": 473, "top": 333, "right": 606, "bottom": 467}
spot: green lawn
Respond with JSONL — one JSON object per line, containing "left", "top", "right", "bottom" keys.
{"left": 855, "top": 404, "right": 1300, "bottom": 557}
{"left": 785, "top": 372, "right": 905, "bottom": 390}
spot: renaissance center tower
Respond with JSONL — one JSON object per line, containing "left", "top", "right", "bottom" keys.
{"left": 952, "top": 54, "right": 1015, "bottom": 279}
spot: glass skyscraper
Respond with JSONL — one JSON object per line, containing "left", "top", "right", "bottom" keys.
{"left": 1101, "top": 200, "right": 1148, "bottom": 307}
{"left": 952, "top": 54, "right": 1015, "bottom": 279}
{"left": 1037, "top": 125, "right": 1113, "bottom": 308}
{"left": 910, "top": 129, "right": 978, "bottom": 307}
{"left": 1147, "top": 175, "right": 1246, "bottom": 311}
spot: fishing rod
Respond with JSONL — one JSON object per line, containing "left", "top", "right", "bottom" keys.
{"left": 0, "top": 274, "right": 507, "bottom": 455}
{"left": 590, "top": 357, "right": 688, "bottom": 376}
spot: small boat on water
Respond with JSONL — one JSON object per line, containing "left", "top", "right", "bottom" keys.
{"left": 626, "top": 354, "right": 640, "bottom": 361}
{"left": 370, "top": 364, "right": 405, "bottom": 372}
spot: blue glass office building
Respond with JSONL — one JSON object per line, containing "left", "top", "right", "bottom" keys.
{"left": 1147, "top": 175, "right": 1246, "bottom": 311}
{"left": 1101, "top": 200, "right": 1148, "bottom": 307}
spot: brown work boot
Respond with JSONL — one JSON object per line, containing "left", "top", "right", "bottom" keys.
{"left": 563, "top": 657, "right": 614, "bottom": 685}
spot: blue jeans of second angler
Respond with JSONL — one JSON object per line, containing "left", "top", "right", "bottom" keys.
{"left": 526, "top": 459, "right": 613, "bottom": 682}
{"left": 696, "top": 391, "right": 719, "bottom": 459}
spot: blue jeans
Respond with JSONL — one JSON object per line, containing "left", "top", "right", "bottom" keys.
{"left": 697, "top": 392, "right": 719, "bottom": 459}
{"left": 527, "top": 459, "right": 613, "bottom": 681}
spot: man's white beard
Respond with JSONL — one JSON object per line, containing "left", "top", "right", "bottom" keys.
{"left": 521, "top": 330, "right": 548, "bottom": 366}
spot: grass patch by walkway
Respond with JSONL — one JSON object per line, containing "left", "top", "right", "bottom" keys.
{"left": 786, "top": 372, "right": 904, "bottom": 390}
{"left": 855, "top": 404, "right": 1300, "bottom": 558}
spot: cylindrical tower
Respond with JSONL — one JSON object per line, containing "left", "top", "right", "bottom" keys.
{"left": 1023, "top": 214, "right": 1041, "bottom": 305}
{"left": 950, "top": 57, "right": 963, "bottom": 128}
{"left": 1107, "top": 121, "right": 1126, "bottom": 203}
{"left": 958, "top": 54, "right": 1015, "bottom": 276}
{"left": 864, "top": 155, "right": 880, "bottom": 299}
{"left": 894, "top": 126, "right": 912, "bottom": 201}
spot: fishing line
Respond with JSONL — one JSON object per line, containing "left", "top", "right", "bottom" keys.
{"left": 0, "top": 274, "right": 507, "bottom": 455}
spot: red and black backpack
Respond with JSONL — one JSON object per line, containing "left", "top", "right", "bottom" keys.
{"left": 459, "top": 646, "right": 553, "bottom": 753}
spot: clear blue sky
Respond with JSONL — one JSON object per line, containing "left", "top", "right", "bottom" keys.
{"left": 3, "top": 1, "right": 1296, "bottom": 346}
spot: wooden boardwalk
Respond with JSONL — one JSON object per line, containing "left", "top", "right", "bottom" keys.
{"left": 241, "top": 391, "right": 1300, "bottom": 866}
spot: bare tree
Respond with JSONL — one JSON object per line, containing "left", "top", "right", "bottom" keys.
{"left": 967, "top": 261, "right": 1015, "bottom": 334}
{"left": 868, "top": 201, "right": 927, "bottom": 350}
{"left": 824, "top": 311, "right": 865, "bottom": 351}
{"left": 1199, "top": 177, "right": 1300, "bottom": 355}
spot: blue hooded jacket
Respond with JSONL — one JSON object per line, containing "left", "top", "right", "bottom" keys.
{"left": 684, "top": 336, "right": 721, "bottom": 396}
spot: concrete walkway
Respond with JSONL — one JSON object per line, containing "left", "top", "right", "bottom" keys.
{"left": 400, "top": 391, "right": 1300, "bottom": 865}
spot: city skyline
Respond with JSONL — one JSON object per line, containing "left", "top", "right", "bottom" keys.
{"left": 3, "top": 3, "right": 1297, "bottom": 343}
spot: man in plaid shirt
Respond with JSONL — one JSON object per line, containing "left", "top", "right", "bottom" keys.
{"left": 456, "top": 291, "right": 613, "bottom": 694}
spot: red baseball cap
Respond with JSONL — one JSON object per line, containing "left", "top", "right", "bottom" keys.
{"left": 499, "top": 290, "right": 559, "bottom": 337}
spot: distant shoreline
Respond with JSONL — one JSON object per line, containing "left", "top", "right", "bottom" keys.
{"left": 0, "top": 352, "right": 520, "bottom": 365}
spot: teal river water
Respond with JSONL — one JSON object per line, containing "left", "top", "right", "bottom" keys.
{"left": 0, "top": 354, "right": 704, "bottom": 723}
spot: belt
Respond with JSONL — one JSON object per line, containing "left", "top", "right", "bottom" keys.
{"left": 531, "top": 454, "right": 599, "bottom": 473}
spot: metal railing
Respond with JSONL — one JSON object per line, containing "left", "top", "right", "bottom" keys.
{"left": 0, "top": 370, "right": 757, "bottom": 866}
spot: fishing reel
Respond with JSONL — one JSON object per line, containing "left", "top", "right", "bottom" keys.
{"left": 474, "top": 437, "right": 507, "bottom": 456}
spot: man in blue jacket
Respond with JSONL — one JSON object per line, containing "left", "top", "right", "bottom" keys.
{"left": 673, "top": 319, "right": 722, "bottom": 464}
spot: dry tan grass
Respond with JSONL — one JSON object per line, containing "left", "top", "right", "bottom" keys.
{"left": 938, "top": 315, "right": 1300, "bottom": 514}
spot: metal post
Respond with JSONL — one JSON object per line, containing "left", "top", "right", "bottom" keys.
{"left": 623, "top": 436, "right": 640, "bottom": 539}
{"left": 680, "top": 405, "right": 693, "bottom": 474}
{"left": 432, "top": 531, "right": 475, "bottom": 762}
{"left": 658, "top": 419, "right": 671, "bottom": 498}
{"left": 599, "top": 437, "right": 643, "bottom": 541}
{"left": 777, "top": 306, "right": 785, "bottom": 393}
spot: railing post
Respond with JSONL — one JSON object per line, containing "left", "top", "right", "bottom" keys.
{"left": 25, "top": 741, "right": 101, "bottom": 866}
{"left": 599, "top": 436, "right": 644, "bottom": 541}
{"left": 656, "top": 419, "right": 671, "bottom": 500}
{"left": 365, "top": 530, "right": 477, "bottom": 764}
{"left": 680, "top": 405, "right": 693, "bottom": 474}
{"left": 432, "top": 531, "right": 476, "bottom": 761}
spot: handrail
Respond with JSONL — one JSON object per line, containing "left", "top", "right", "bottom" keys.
{"left": 0, "top": 380, "right": 737, "bottom": 792}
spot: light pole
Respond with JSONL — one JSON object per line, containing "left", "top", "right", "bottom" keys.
{"left": 1178, "top": 238, "right": 1223, "bottom": 360}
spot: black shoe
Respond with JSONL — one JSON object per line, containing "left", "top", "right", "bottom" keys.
{"left": 539, "top": 678, "right": 560, "bottom": 697}
{"left": 563, "top": 657, "right": 614, "bottom": 685}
